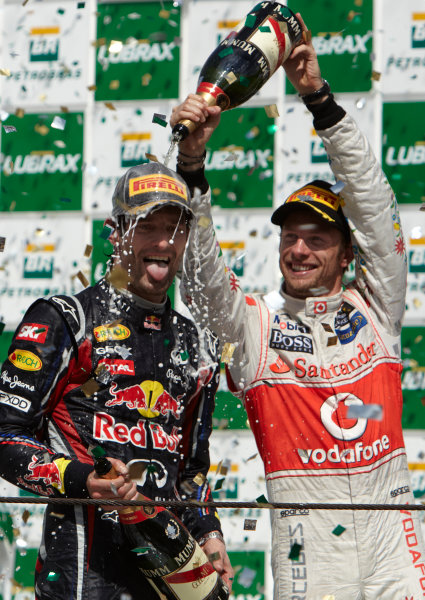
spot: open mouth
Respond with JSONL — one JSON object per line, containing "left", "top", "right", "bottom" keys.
{"left": 291, "top": 263, "right": 317, "bottom": 273}
{"left": 144, "top": 256, "right": 171, "bottom": 282}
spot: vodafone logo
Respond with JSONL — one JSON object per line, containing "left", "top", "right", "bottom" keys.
{"left": 320, "top": 393, "right": 367, "bottom": 441}
{"left": 313, "top": 301, "right": 327, "bottom": 314}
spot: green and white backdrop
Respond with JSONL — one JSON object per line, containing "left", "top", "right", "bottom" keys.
{"left": 0, "top": 0, "right": 425, "bottom": 598}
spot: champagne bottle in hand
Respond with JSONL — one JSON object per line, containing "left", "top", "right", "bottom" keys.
{"left": 91, "top": 447, "right": 229, "bottom": 600}
{"left": 172, "top": 1, "right": 302, "bottom": 141}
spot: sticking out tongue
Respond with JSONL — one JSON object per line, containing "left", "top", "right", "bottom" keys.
{"left": 145, "top": 260, "right": 169, "bottom": 282}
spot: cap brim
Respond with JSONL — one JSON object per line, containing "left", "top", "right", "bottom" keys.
{"left": 114, "top": 197, "right": 193, "bottom": 218}
{"left": 271, "top": 200, "right": 336, "bottom": 226}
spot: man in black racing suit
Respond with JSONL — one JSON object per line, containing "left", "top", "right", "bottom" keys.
{"left": 0, "top": 162, "right": 233, "bottom": 600}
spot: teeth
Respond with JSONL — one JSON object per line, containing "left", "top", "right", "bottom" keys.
{"left": 292, "top": 265, "right": 314, "bottom": 272}
{"left": 146, "top": 256, "right": 169, "bottom": 262}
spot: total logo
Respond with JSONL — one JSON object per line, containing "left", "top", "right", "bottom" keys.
{"left": 298, "top": 393, "right": 390, "bottom": 466}
{"left": 412, "top": 13, "right": 425, "bottom": 48}
{"left": 98, "top": 359, "right": 135, "bottom": 376}
{"left": 106, "top": 380, "right": 181, "bottom": 419}
{"left": 121, "top": 132, "right": 152, "bottom": 168}
{"left": 94, "top": 324, "right": 131, "bottom": 342}
{"left": 29, "top": 26, "right": 60, "bottom": 62}
{"left": 8, "top": 349, "right": 42, "bottom": 371}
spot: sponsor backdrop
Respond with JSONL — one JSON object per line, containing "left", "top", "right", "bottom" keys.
{"left": 0, "top": 0, "right": 425, "bottom": 598}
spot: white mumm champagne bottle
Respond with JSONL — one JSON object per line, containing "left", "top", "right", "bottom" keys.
{"left": 172, "top": 1, "right": 302, "bottom": 141}
{"left": 92, "top": 446, "right": 229, "bottom": 600}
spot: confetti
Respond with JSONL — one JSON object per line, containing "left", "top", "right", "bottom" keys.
{"left": 246, "top": 453, "right": 258, "bottom": 462}
{"left": 76, "top": 271, "right": 89, "bottom": 288}
{"left": 214, "top": 478, "right": 225, "bottom": 491}
{"left": 238, "top": 566, "right": 256, "bottom": 588}
{"left": 142, "top": 73, "right": 152, "bottom": 86}
{"left": 0, "top": 237, "right": 5, "bottom": 252}
{"left": 240, "top": 75, "right": 250, "bottom": 87}
{"left": 145, "top": 153, "right": 159, "bottom": 162}
{"left": 77, "top": 2, "right": 85, "bottom": 8}
{"left": 302, "top": 30, "right": 312, "bottom": 43}
{"left": 256, "top": 494, "right": 268, "bottom": 504}
{"left": 193, "top": 472, "right": 206, "bottom": 486}
{"left": 225, "top": 71, "right": 237, "bottom": 85}
{"left": 46, "top": 571, "right": 60, "bottom": 582}
{"left": 219, "top": 47, "right": 234, "bottom": 58}
{"left": 15, "top": 108, "right": 25, "bottom": 118}
{"left": 3, "top": 125, "right": 16, "bottom": 133}
{"left": 332, "top": 525, "right": 346, "bottom": 536}
{"left": 104, "top": 102, "right": 116, "bottom": 111}
{"left": 347, "top": 404, "right": 383, "bottom": 420}
{"left": 80, "top": 378, "right": 100, "bottom": 398}
{"left": 321, "top": 323, "right": 333, "bottom": 332}
{"left": 22, "top": 510, "right": 31, "bottom": 524}
{"left": 92, "top": 38, "right": 106, "bottom": 48}
{"left": 265, "top": 104, "right": 279, "bottom": 118}
{"left": 180, "top": 350, "right": 189, "bottom": 361}
{"left": 0, "top": 68, "right": 11, "bottom": 77}
{"left": 181, "top": 480, "right": 195, "bottom": 495}
{"left": 109, "top": 80, "right": 120, "bottom": 90}
{"left": 198, "top": 216, "right": 211, "bottom": 228}
{"left": 259, "top": 25, "right": 271, "bottom": 32}
{"left": 100, "top": 224, "right": 113, "bottom": 240}
{"left": 106, "top": 265, "right": 131, "bottom": 289}
{"left": 221, "top": 342, "right": 236, "bottom": 364}
{"left": 152, "top": 113, "right": 167, "bottom": 127}
{"left": 288, "top": 542, "right": 302, "bottom": 561}
{"left": 51, "top": 116, "right": 66, "bottom": 130}
{"left": 88, "top": 84, "right": 97, "bottom": 91}
{"left": 35, "top": 124, "right": 50, "bottom": 136}
{"left": 371, "top": 71, "right": 381, "bottom": 81}
{"left": 330, "top": 180, "right": 345, "bottom": 194}
{"left": 0, "top": 322, "right": 5, "bottom": 336}
{"left": 84, "top": 244, "right": 93, "bottom": 258}
{"left": 159, "top": 9, "right": 170, "bottom": 19}
{"left": 327, "top": 336, "right": 338, "bottom": 346}
{"left": 245, "top": 14, "right": 256, "bottom": 27}
{"left": 244, "top": 519, "right": 257, "bottom": 531}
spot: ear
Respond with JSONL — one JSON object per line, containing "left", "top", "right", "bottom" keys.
{"left": 341, "top": 242, "right": 354, "bottom": 268}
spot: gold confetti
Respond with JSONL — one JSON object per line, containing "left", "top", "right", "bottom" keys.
{"left": 221, "top": 342, "right": 236, "bottom": 364}
{"left": 159, "top": 9, "right": 170, "bottom": 18}
{"left": 327, "top": 336, "right": 338, "bottom": 346}
{"left": 0, "top": 68, "right": 10, "bottom": 77}
{"left": 208, "top": 551, "right": 221, "bottom": 562}
{"left": 87, "top": 84, "right": 97, "bottom": 91}
{"left": 106, "top": 265, "right": 131, "bottom": 290}
{"left": 104, "top": 102, "right": 116, "bottom": 111}
{"left": 81, "top": 378, "right": 100, "bottom": 398}
{"left": 193, "top": 472, "right": 206, "bottom": 486}
{"left": 145, "top": 153, "right": 158, "bottom": 162}
{"left": 225, "top": 71, "right": 237, "bottom": 85}
{"left": 244, "top": 519, "right": 257, "bottom": 530}
{"left": 302, "top": 30, "right": 312, "bottom": 43}
{"left": 109, "top": 80, "right": 120, "bottom": 90}
{"left": 15, "top": 108, "right": 25, "bottom": 118}
{"left": 77, "top": 271, "right": 89, "bottom": 288}
{"left": 50, "top": 512, "right": 65, "bottom": 519}
{"left": 354, "top": 0, "right": 363, "bottom": 5}
{"left": 60, "top": 106, "right": 69, "bottom": 113}
{"left": 413, "top": 298, "right": 422, "bottom": 308}
{"left": 34, "top": 124, "right": 49, "bottom": 136}
{"left": 22, "top": 510, "right": 31, "bottom": 524}
{"left": 142, "top": 73, "right": 152, "bottom": 86}
{"left": 92, "top": 38, "right": 106, "bottom": 48}
{"left": 265, "top": 104, "right": 279, "bottom": 118}
{"left": 322, "top": 323, "right": 333, "bottom": 332}
{"left": 371, "top": 70, "right": 381, "bottom": 81}
{"left": 84, "top": 244, "right": 93, "bottom": 258}
{"left": 246, "top": 453, "right": 258, "bottom": 462}
{"left": 347, "top": 10, "right": 361, "bottom": 21}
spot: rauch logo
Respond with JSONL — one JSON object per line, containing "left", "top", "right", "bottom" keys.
{"left": 121, "top": 133, "right": 152, "bottom": 168}
{"left": 29, "top": 27, "right": 60, "bottom": 62}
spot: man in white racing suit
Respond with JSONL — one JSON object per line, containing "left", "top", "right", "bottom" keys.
{"left": 170, "top": 15, "right": 425, "bottom": 600}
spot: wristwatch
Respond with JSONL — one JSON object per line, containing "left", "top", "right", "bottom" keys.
{"left": 299, "top": 79, "right": 331, "bottom": 104}
{"left": 197, "top": 531, "right": 225, "bottom": 546}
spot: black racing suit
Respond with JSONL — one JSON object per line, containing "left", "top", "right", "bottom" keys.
{"left": 0, "top": 278, "right": 222, "bottom": 600}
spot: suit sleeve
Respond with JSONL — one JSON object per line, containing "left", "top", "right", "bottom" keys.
{"left": 176, "top": 334, "right": 223, "bottom": 540}
{"left": 0, "top": 299, "right": 93, "bottom": 498}
{"left": 316, "top": 104, "right": 407, "bottom": 335}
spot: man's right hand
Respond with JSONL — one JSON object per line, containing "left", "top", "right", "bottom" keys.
{"left": 170, "top": 94, "right": 221, "bottom": 164}
{"left": 87, "top": 456, "right": 138, "bottom": 506}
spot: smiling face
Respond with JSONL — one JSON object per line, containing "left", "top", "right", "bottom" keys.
{"left": 117, "top": 205, "right": 189, "bottom": 303}
{"left": 279, "top": 210, "right": 353, "bottom": 299}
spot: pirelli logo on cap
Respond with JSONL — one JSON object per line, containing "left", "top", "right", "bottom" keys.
{"left": 286, "top": 184, "right": 342, "bottom": 212}
{"left": 129, "top": 175, "right": 187, "bottom": 201}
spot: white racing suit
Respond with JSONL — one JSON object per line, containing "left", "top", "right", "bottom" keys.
{"left": 180, "top": 109, "right": 425, "bottom": 599}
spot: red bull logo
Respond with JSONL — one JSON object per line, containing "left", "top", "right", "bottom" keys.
{"left": 106, "top": 380, "right": 181, "bottom": 419}
{"left": 25, "top": 455, "right": 63, "bottom": 491}
{"left": 144, "top": 315, "right": 161, "bottom": 331}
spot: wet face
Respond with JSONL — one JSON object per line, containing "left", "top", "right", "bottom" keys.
{"left": 117, "top": 205, "right": 189, "bottom": 303}
{"left": 279, "top": 210, "right": 352, "bottom": 299}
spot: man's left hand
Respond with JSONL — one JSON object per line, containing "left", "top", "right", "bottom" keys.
{"left": 201, "top": 537, "right": 234, "bottom": 593}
